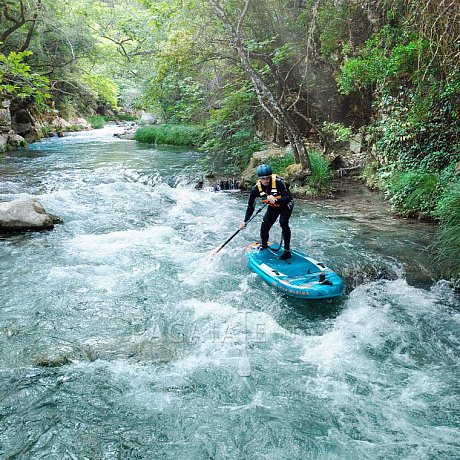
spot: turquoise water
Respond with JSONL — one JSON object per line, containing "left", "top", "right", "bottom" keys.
{"left": 0, "top": 126, "right": 459, "bottom": 459}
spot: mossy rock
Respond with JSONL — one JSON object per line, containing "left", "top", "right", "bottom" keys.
{"left": 241, "top": 146, "right": 295, "bottom": 189}
{"left": 285, "top": 163, "right": 311, "bottom": 185}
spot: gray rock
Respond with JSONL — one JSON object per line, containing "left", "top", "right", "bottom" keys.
{"left": 69, "top": 117, "right": 91, "bottom": 130}
{"left": 140, "top": 113, "right": 158, "bottom": 125}
{"left": 0, "top": 134, "right": 8, "bottom": 153}
{"left": 0, "top": 198, "right": 61, "bottom": 231}
{"left": 349, "top": 134, "right": 363, "bottom": 154}
{"left": 51, "top": 117, "right": 70, "bottom": 129}
{"left": 11, "top": 121, "right": 32, "bottom": 135}
{"left": 7, "top": 133, "right": 26, "bottom": 148}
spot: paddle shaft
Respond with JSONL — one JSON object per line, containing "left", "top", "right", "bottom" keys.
{"left": 214, "top": 204, "right": 267, "bottom": 254}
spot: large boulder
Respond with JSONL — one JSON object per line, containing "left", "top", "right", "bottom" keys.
{"left": 140, "top": 113, "right": 158, "bottom": 125}
{"left": 7, "top": 133, "right": 26, "bottom": 149}
{"left": 0, "top": 198, "right": 61, "bottom": 232}
{"left": 69, "top": 117, "right": 91, "bottom": 130}
{"left": 349, "top": 133, "right": 363, "bottom": 154}
{"left": 51, "top": 117, "right": 70, "bottom": 130}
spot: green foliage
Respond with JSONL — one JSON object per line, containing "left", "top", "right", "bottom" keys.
{"left": 270, "top": 151, "right": 295, "bottom": 175}
{"left": 322, "top": 121, "right": 351, "bottom": 142}
{"left": 434, "top": 178, "right": 460, "bottom": 278}
{"left": 272, "top": 43, "right": 297, "bottom": 66}
{"left": 288, "top": 150, "right": 332, "bottom": 196}
{"left": 337, "top": 26, "right": 423, "bottom": 95}
{"left": 0, "top": 50, "right": 50, "bottom": 107}
{"left": 109, "top": 113, "right": 138, "bottom": 122}
{"left": 309, "top": 149, "right": 332, "bottom": 191}
{"left": 87, "top": 115, "right": 106, "bottom": 129}
{"left": 370, "top": 79, "right": 459, "bottom": 172}
{"left": 385, "top": 169, "right": 441, "bottom": 218}
{"left": 315, "top": 0, "right": 351, "bottom": 58}
{"left": 145, "top": 75, "right": 205, "bottom": 124}
{"left": 201, "top": 83, "right": 266, "bottom": 174}
{"left": 134, "top": 124, "right": 205, "bottom": 147}
{"left": 81, "top": 74, "right": 119, "bottom": 110}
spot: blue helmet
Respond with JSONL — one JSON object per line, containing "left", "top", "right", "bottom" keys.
{"left": 256, "top": 164, "right": 272, "bottom": 178}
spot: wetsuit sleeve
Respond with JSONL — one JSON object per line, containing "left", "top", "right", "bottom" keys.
{"left": 275, "top": 178, "right": 292, "bottom": 206}
{"left": 244, "top": 187, "right": 259, "bottom": 222}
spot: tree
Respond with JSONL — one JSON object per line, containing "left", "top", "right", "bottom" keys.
{"left": 0, "top": 0, "right": 41, "bottom": 52}
{"left": 208, "top": 0, "right": 314, "bottom": 172}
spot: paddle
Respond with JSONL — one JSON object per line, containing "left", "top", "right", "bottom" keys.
{"left": 213, "top": 204, "right": 267, "bottom": 254}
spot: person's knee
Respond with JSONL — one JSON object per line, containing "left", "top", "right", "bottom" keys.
{"left": 279, "top": 219, "right": 290, "bottom": 229}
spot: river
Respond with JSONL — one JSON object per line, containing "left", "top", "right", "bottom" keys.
{"left": 0, "top": 125, "right": 459, "bottom": 459}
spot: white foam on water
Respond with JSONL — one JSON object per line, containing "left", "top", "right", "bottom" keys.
{"left": 69, "top": 225, "right": 175, "bottom": 260}
{"left": 3, "top": 129, "right": 458, "bottom": 459}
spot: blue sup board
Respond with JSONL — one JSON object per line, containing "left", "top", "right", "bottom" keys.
{"left": 247, "top": 242, "right": 345, "bottom": 299}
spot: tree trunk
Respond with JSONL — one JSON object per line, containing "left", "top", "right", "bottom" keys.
{"left": 274, "top": 122, "right": 286, "bottom": 146}
{"left": 210, "top": 0, "right": 311, "bottom": 173}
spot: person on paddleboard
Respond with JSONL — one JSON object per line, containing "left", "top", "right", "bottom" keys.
{"left": 240, "top": 164, "right": 294, "bottom": 260}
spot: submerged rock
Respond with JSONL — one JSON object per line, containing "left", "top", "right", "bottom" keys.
{"left": 0, "top": 198, "right": 62, "bottom": 232}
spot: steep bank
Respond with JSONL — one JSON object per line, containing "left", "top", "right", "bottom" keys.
{"left": 0, "top": 98, "right": 91, "bottom": 153}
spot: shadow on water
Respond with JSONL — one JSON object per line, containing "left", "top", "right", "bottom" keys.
{"left": 273, "top": 293, "right": 347, "bottom": 337}
{"left": 285, "top": 295, "right": 345, "bottom": 319}
{"left": 0, "top": 228, "right": 55, "bottom": 241}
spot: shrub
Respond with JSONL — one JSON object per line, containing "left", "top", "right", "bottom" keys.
{"left": 201, "top": 83, "right": 265, "bottom": 174}
{"left": 434, "top": 178, "right": 460, "bottom": 278}
{"left": 322, "top": 121, "right": 351, "bottom": 142}
{"left": 87, "top": 115, "right": 105, "bottom": 129}
{"left": 81, "top": 74, "right": 119, "bottom": 110}
{"left": 112, "top": 114, "right": 138, "bottom": 122}
{"left": 134, "top": 124, "right": 205, "bottom": 146}
{"left": 270, "top": 150, "right": 295, "bottom": 175}
{"left": 386, "top": 169, "right": 441, "bottom": 218}
{"left": 309, "top": 149, "right": 332, "bottom": 191}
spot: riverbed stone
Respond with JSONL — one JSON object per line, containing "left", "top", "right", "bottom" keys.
{"left": 140, "top": 113, "right": 158, "bottom": 125}
{"left": 69, "top": 117, "right": 91, "bottom": 130}
{"left": 0, "top": 198, "right": 61, "bottom": 231}
{"left": 51, "top": 117, "right": 70, "bottom": 129}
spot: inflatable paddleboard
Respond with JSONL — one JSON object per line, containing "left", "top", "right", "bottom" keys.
{"left": 247, "top": 242, "right": 344, "bottom": 299}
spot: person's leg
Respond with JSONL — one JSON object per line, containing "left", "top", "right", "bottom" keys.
{"left": 279, "top": 202, "right": 293, "bottom": 252}
{"left": 260, "top": 207, "right": 280, "bottom": 247}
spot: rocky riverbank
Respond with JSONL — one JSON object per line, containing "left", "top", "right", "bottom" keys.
{"left": 0, "top": 98, "right": 91, "bottom": 154}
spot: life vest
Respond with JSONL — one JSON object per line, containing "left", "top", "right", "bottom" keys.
{"left": 257, "top": 174, "right": 281, "bottom": 207}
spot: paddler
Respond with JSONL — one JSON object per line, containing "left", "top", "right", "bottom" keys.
{"left": 240, "top": 164, "right": 294, "bottom": 260}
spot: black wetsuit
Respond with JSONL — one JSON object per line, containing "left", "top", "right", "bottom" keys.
{"left": 244, "top": 177, "right": 294, "bottom": 250}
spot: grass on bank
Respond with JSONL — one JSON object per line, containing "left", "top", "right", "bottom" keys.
{"left": 134, "top": 124, "right": 205, "bottom": 147}
{"left": 309, "top": 149, "right": 332, "bottom": 190}
{"left": 434, "top": 179, "right": 460, "bottom": 279}
{"left": 87, "top": 115, "right": 106, "bottom": 129}
{"left": 367, "top": 164, "right": 460, "bottom": 280}
{"left": 285, "top": 149, "right": 332, "bottom": 195}
{"left": 86, "top": 113, "right": 139, "bottom": 129}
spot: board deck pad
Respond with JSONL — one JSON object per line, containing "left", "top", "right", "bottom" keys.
{"left": 247, "top": 243, "right": 344, "bottom": 299}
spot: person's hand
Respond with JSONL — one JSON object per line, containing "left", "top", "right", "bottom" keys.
{"left": 239, "top": 222, "right": 246, "bottom": 229}
{"left": 267, "top": 195, "right": 277, "bottom": 204}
